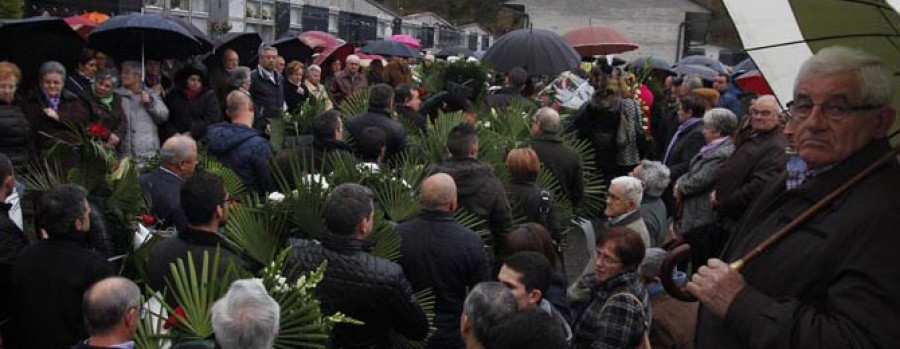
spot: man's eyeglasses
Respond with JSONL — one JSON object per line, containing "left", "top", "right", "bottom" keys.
{"left": 789, "top": 101, "right": 881, "bottom": 120}
{"left": 597, "top": 251, "right": 622, "bottom": 264}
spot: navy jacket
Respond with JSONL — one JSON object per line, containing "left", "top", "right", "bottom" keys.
{"left": 249, "top": 68, "right": 285, "bottom": 118}
{"left": 139, "top": 168, "right": 188, "bottom": 230}
{"left": 205, "top": 122, "right": 275, "bottom": 194}
{"left": 397, "top": 210, "right": 491, "bottom": 348}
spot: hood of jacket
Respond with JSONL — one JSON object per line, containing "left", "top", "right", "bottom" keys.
{"left": 205, "top": 122, "right": 265, "bottom": 156}
{"left": 432, "top": 157, "right": 496, "bottom": 197}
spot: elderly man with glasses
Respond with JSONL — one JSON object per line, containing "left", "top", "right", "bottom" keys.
{"left": 691, "top": 46, "right": 900, "bottom": 348}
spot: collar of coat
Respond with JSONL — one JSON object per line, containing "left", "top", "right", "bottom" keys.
{"left": 178, "top": 227, "right": 229, "bottom": 248}
{"left": 419, "top": 209, "right": 456, "bottom": 222}
{"left": 320, "top": 233, "right": 374, "bottom": 253}
{"left": 792, "top": 138, "right": 894, "bottom": 202}
{"left": 533, "top": 132, "right": 563, "bottom": 143}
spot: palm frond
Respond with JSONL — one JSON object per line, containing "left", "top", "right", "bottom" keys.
{"left": 203, "top": 154, "right": 246, "bottom": 197}
{"left": 339, "top": 88, "right": 370, "bottom": 117}
{"left": 156, "top": 250, "right": 235, "bottom": 340}
{"left": 224, "top": 194, "right": 286, "bottom": 265}
{"left": 368, "top": 211, "right": 402, "bottom": 262}
{"left": 388, "top": 288, "right": 437, "bottom": 349}
{"left": 454, "top": 208, "right": 490, "bottom": 242}
{"left": 408, "top": 111, "right": 465, "bottom": 165}
{"left": 19, "top": 160, "right": 64, "bottom": 194}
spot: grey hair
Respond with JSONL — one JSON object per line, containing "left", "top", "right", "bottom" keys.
{"left": 795, "top": 46, "right": 894, "bottom": 107}
{"left": 463, "top": 282, "right": 518, "bottom": 345}
{"left": 94, "top": 69, "right": 118, "bottom": 87}
{"left": 229, "top": 66, "right": 252, "bottom": 88}
{"left": 211, "top": 279, "right": 280, "bottom": 349}
{"left": 120, "top": 61, "right": 143, "bottom": 76}
{"left": 533, "top": 107, "right": 560, "bottom": 134}
{"left": 636, "top": 160, "right": 670, "bottom": 197}
{"left": 682, "top": 75, "right": 703, "bottom": 90}
{"left": 703, "top": 107, "right": 738, "bottom": 136}
{"left": 39, "top": 61, "right": 66, "bottom": 79}
{"left": 258, "top": 45, "right": 278, "bottom": 57}
{"left": 83, "top": 277, "right": 141, "bottom": 335}
{"left": 611, "top": 176, "right": 643, "bottom": 206}
{"left": 159, "top": 135, "right": 197, "bottom": 166}
{"left": 307, "top": 64, "right": 322, "bottom": 74}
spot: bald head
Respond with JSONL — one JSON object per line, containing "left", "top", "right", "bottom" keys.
{"left": 749, "top": 94, "right": 781, "bottom": 132}
{"left": 226, "top": 90, "right": 254, "bottom": 125}
{"left": 419, "top": 173, "right": 457, "bottom": 211}
{"left": 83, "top": 277, "right": 141, "bottom": 336}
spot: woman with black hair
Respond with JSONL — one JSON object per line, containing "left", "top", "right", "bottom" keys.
{"left": 162, "top": 62, "right": 222, "bottom": 141}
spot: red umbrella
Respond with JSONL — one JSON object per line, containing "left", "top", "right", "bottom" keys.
{"left": 563, "top": 26, "right": 638, "bottom": 57}
{"left": 65, "top": 15, "right": 97, "bottom": 38}
{"left": 313, "top": 43, "right": 355, "bottom": 66}
{"left": 353, "top": 47, "right": 384, "bottom": 61}
{"left": 300, "top": 31, "right": 344, "bottom": 50}
{"left": 735, "top": 70, "right": 774, "bottom": 95}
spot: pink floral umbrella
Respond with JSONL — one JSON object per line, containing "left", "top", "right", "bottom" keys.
{"left": 388, "top": 34, "right": 421, "bottom": 49}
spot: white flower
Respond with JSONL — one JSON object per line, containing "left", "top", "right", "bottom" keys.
{"left": 302, "top": 174, "right": 330, "bottom": 190}
{"left": 483, "top": 121, "right": 492, "bottom": 128}
{"left": 268, "top": 192, "right": 286, "bottom": 202}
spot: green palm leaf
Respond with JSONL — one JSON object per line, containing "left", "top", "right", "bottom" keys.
{"left": 339, "top": 88, "right": 370, "bottom": 117}
{"left": 203, "top": 155, "right": 246, "bottom": 197}
{"left": 155, "top": 250, "right": 235, "bottom": 340}
{"left": 224, "top": 194, "right": 286, "bottom": 265}
{"left": 368, "top": 211, "right": 402, "bottom": 262}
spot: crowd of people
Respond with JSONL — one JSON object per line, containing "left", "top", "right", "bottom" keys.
{"left": 0, "top": 37, "right": 898, "bottom": 349}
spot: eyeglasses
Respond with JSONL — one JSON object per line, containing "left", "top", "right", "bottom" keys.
{"left": 597, "top": 251, "right": 622, "bottom": 264}
{"left": 748, "top": 109, "right": 775, "bottom": 117}
{"left": 789, "top": 101, "right": 881, "bottom": 120}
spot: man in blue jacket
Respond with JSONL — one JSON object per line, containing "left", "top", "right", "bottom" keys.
{"left": 206, "top": 91, "right": 275, "bottom": 194}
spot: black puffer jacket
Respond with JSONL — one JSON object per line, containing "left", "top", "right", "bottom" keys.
{"left": 287, "top": 234, "right": 429, "bottom": 348}
{"left": 0, "top": 101, "right": 30, "bottom": 170}
{"left": 429, "top": 157, "right": 512, "bottom": 253}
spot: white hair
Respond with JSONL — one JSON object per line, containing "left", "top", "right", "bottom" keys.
{"left": 703, "top": 108, "right": 738, "bottom": 136}
{"left": 795, "top": 46, "right": 894, "bottom": 106}
{"left": 211, "top": 279, "right": 280, "bottom": 349}
{"left": 611, "top": 176, "right": 644, "bottom": 206}
{"left": 533, "top": 107, "right": 561, "bottom": 133}
{"left": 635, "top": 160, "right": 670, "bottom": 197}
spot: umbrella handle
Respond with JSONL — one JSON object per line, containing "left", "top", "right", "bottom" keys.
{"left": 659, "top": 243, "right": 697, "bottom": 302}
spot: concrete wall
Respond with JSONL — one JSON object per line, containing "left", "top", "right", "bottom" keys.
{"left": 513, "top": 0, "right": 708, "bottom": 62}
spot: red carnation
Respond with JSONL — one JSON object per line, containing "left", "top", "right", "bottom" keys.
{"left": 417, "top": 87, "right": 427, "bottom": 98}
{"left": 141, "top": 214, "right": 155, "bottom": 226}
{"left": 88, "top": 123, "right": 109, "bottom": 140}
{"left": 163, "top": 306, "right": 186, "bottom": 330}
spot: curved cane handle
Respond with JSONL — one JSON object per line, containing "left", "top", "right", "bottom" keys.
{"left": 659, "top": 243, "right": 697, "bottom": 302}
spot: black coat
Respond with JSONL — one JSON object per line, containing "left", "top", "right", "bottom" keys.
{"left": 484, "top": 86, "right": 536, "bottom": 110}
{"left": 162, "top": 87, "right": 222, "bottom": 141}
{"left": 139, "top": 168, "right": 188, "bottom": 230}
{"left": 345, "top": 108, "right": 408, "bottom": 161}
{"left": 283, "top": 79, "right": 309, "bottom": 113}
{"left": 249, "top": 68, "right": 285, "bottom": 118}
{"left": 205, "top": 122, "right": 275, "bottom": 194}
{"left": 0, "top": 202, "right": 27, "bottom": 325}
{"left": 429, "top": 157, "right": 512, "bottom": 254}
{"left": 0, "top": 101, "right": 30, "bottom": 170}
{"left": 714, "top": 127, "right": 787, "bottom": 221}
{"left": 395, "top": 105, "right": 427, "bottom": 134}
{"left": 397, "top": 210, "right": 490, "bottom": 348}
{"left": 662, "top": 118, "right": 705, "bottom": 212}
{"left": 531, "top": 133, "right": 584, "bottom": 205}
{"left": 22, "top": 88, "right": 89, "bottom": 157}
{"left": 299, "top": 137, "right": 354, "bottom": 174}
{"left": 696, "top": 139, "right": 900, "bottom": 349}
{"left": 287, "top": 234, "right": 429, "bottom": 348}
{"left": 568, "top": 101, "right": 621, "bottom": 169}
{"left": 8, "top": 235, "right": 113, "bottom": 349}
{"left": 506, "top": 180, "right": 561, "bottom": 235}
{"left": 146, "top": 228, "right": 259, "bottom": 303}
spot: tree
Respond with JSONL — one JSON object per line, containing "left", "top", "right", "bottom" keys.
{"left": 0, "top": 0, "right": 23, "bottom": 20}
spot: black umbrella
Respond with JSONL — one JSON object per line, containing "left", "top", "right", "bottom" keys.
{"left": 435, "top": 46, "right": 476, "bottom": 59}
{"left": 629, "top": 56, "right": 675, "bottom": 74}
{"left": 163, "top": 14, "right": 214, "bottom": 54}
{"left": 677, "top": 55, "right": 727, "bottom": 74}
{"left": 272, "top": 32, "right": 315, "bottom": 64}
{"left": 482, "top": 28, "right": 580, "bottom": 76}
{"left": 204, "top": 32, "right": 262, "bottom": 69}
{"left": 361, "top": 40, "right": 422, "bottom": 59}
{"left": 673, "top": 64, "right": 719, "bottom": 82}
{"left": 0, "top": 17, "right": 85, "bottom": 92}
{"left": 87, "top": 13, "right": 202, "bottom": 62}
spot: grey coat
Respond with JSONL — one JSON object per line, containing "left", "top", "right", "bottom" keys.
{"left": 116, "top": 88, "right": 169, "bottom": 160}
{"left": 677, "top": 138, "right": 735, "bottom": 233}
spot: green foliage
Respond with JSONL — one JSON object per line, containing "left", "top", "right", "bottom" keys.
{"left": 224, "top": 194, "right": 286, "bottom": 265}
{"left": 339, "top": 88, "right": 370, "bottom": 117}
{"left": 263, "top": 249, "right": 362, "bottom": 349}
{"left": 0, "top": 0, "right": 23, "bottom": 19}
{"left": 155, "top": 250, "right": 235, "bottom": 340}
{"left": 203, "top": 154, "right": 246, "bottom": 197}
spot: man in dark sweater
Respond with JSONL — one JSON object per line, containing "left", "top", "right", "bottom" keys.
{"left": 9, "top": 184, "right": 114, "bottom": 349}
{"left": 429, "top": 123, "right": 512, "bottom": 256}
{"left": 398, "top": 173, "right": 490, "bottom": 348}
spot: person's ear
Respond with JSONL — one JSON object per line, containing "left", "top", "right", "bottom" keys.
{"left": 216, "top": 202, "right": 226, "bottom": 220}
{"left": 124, "top": 307, "right": 138, "bottom": 330}
{"left": 460, "top": 313, "right": 472, "bottom": 335}
{"left": 874, "top": 107, "right": 896, "bottom": 138}
{"left": 527, "top": 289, "right": 543, "bottom": 307}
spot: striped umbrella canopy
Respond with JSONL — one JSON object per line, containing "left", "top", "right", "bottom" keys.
{"left": 722, "top": 0, "right": 900, "bottom": 114}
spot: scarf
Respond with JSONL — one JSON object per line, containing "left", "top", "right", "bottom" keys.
{"left": 185, "top": 87, "right": 202, "bottom": 100}
{"left": 699, "top": 136, "right": 727, "bottom": 155}
{"left": 98, "top": 94, "right": 113, "bottom": 108}
{"left": 44, "top": 92, "right": 60, "bottom": 110}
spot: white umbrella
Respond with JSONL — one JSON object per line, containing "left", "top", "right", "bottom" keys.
{"left": 722, "top": 0, "right": 900, "bottom": 113}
